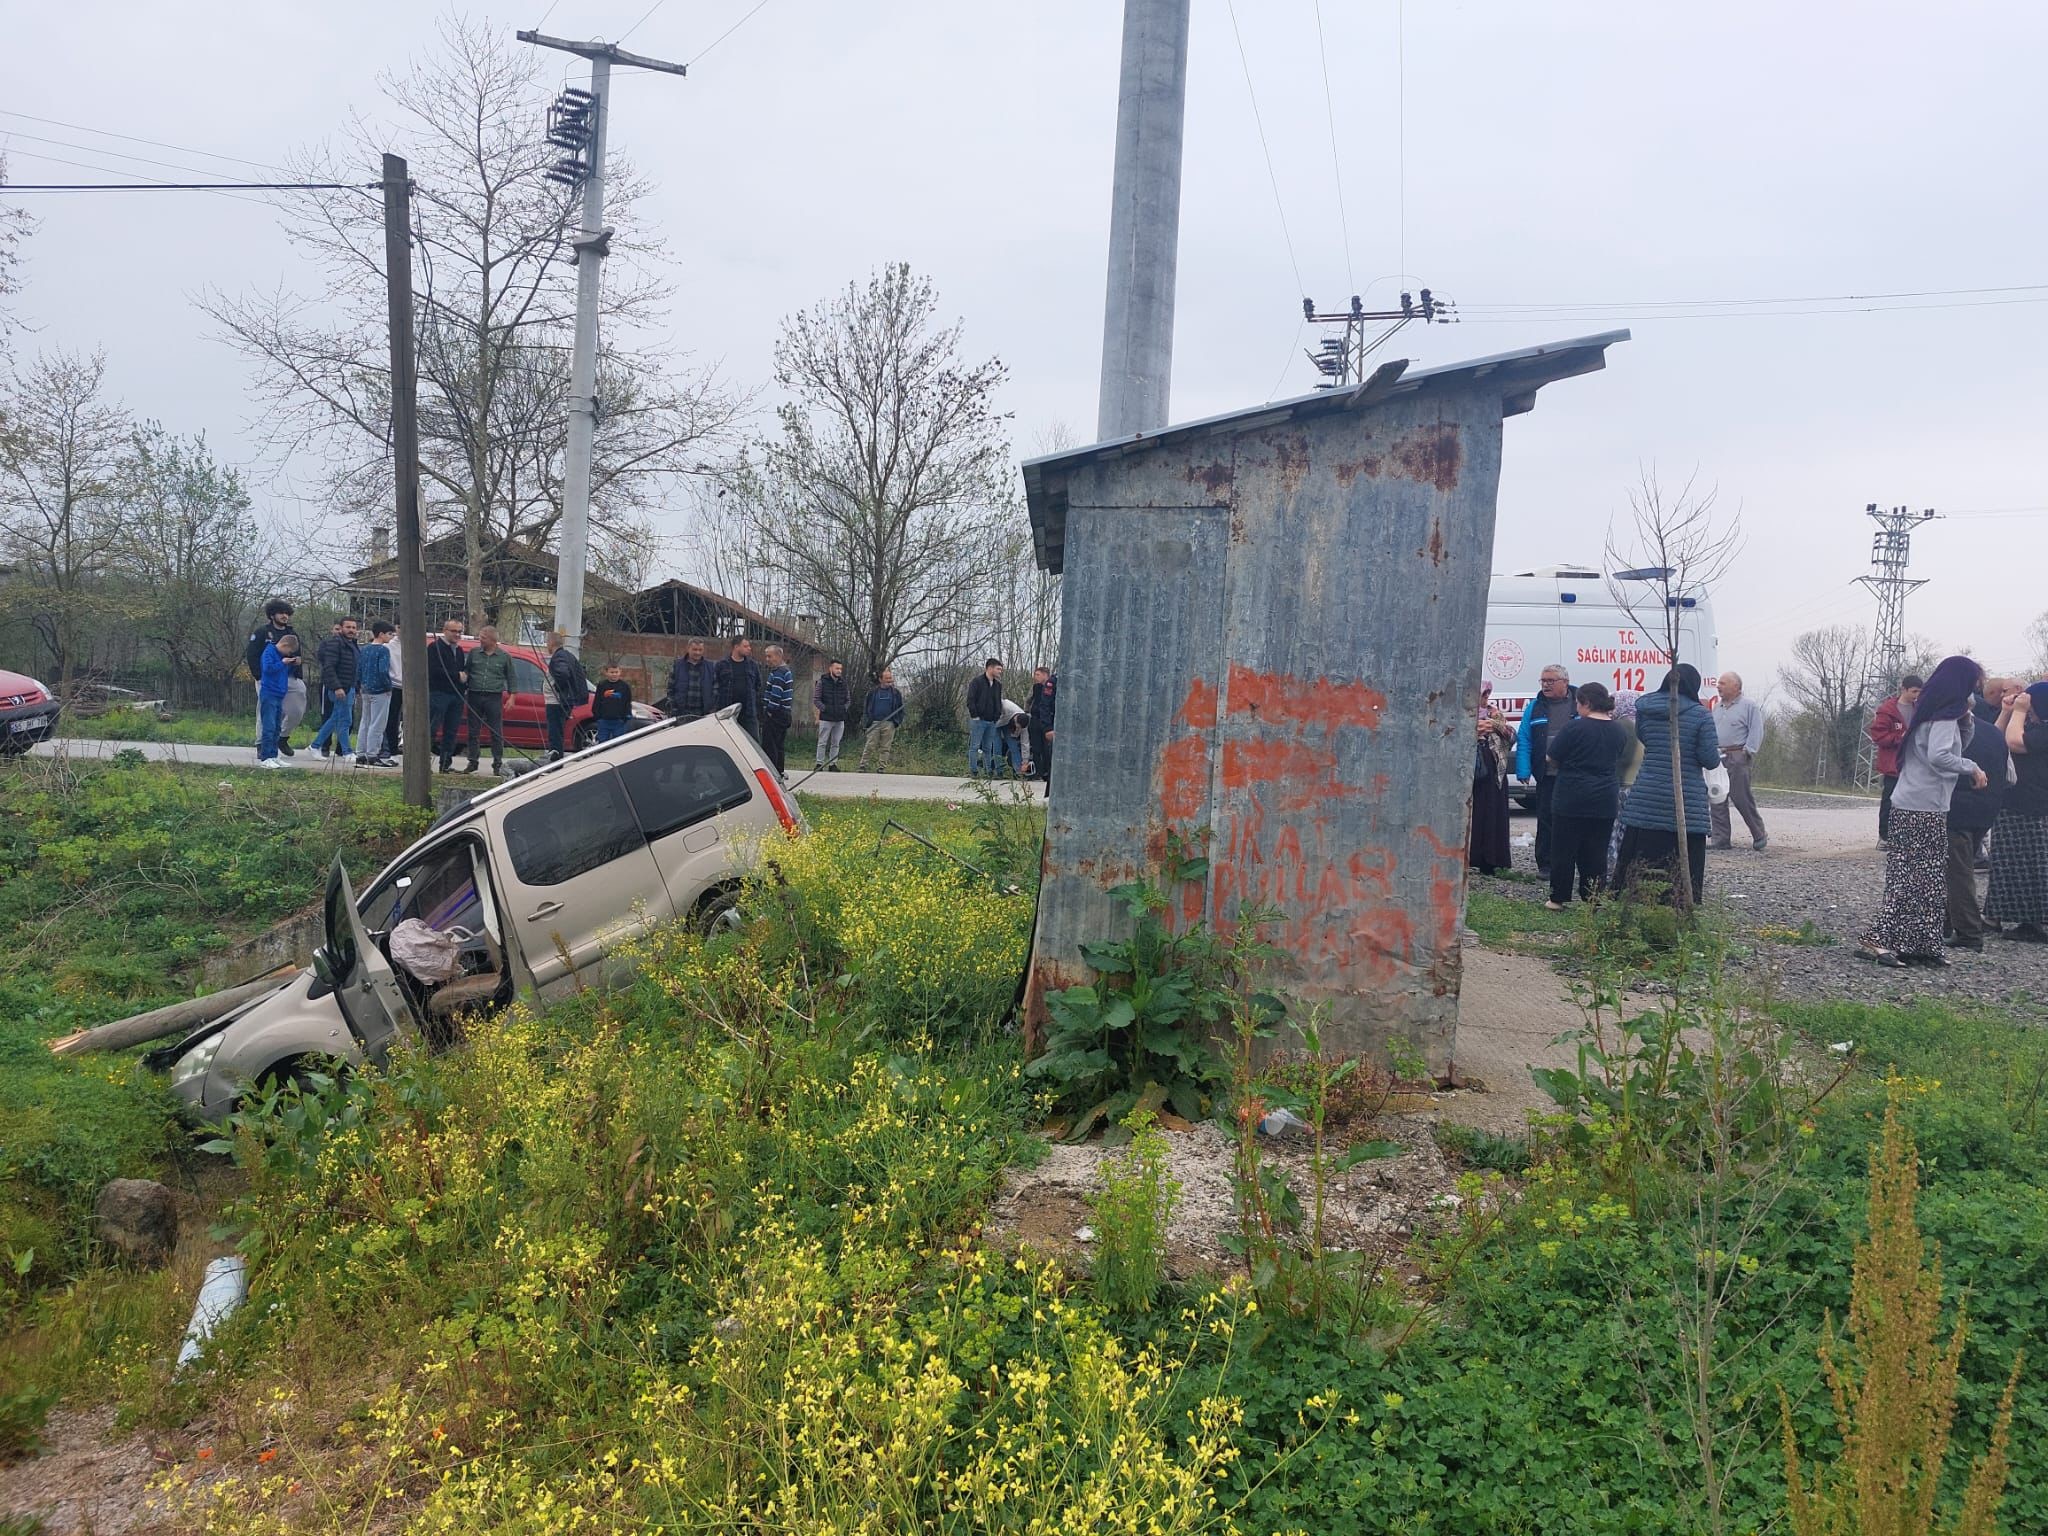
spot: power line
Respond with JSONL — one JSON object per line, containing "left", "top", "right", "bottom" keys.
{"left": 0, "top": 108, "right": 285, "bottom": 174}
{"left": 1, "top": 129, "right": 289, "bottom": 187}
{"left": 1224, "top": 0, "right": 1304, "bottom": 298}
{"left": 1465, "top": 280, "right": 2048, "bottom": 312}
{"left": 690, "top": 0, "right": 774, "bottom": 65}
{"left": 0, "top": 149, "right": 356, "bottom": 208}
{"left": 618, "top": 0, "right": 667, "bottom": 45}
{"left": 1311, "top": 0, "right": 1352, "bottom": 294}
{"left": 1456, "top": 295, "right": 2048, "bottom": 324}
{"left": 1, "top": 179, "right": 379, "bottom": 193}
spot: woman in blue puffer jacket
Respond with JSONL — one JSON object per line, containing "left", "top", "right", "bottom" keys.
{"left": 1614, "top": 663, "right": 1722, "bottom": 904}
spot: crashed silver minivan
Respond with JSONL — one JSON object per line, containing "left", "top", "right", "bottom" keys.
{"left": 157, "top": 708, "right": 803, "bottom": 1121}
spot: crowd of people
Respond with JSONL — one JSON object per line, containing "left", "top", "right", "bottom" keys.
{"left": 1469, "top": 651, "right": 2048, "bottom": 966}
{"left": 249, "top": 600, "right": 1060, "bottom": 791}
{"left": 1863, "top": 666, "right": 2047, "bottom": 963}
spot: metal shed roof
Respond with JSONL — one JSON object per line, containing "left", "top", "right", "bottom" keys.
{"left": 1024, "top": 330, "right": 1629, "bottom": 574}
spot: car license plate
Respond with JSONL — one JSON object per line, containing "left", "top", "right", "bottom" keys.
{"left": 9, "top": 718, "right": 40, "bottom": 733}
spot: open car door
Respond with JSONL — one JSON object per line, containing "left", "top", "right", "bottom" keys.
{"left": 320, "top": 853, "right": 413, "bottom": 1062}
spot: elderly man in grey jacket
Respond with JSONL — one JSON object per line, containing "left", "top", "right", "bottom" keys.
{"left": 1709, "top": 670, "right": 1769, "bottom": 850}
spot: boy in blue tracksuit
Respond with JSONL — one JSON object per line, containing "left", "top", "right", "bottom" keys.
{"left": 257, "top": 635, "right": 300, "bottom": 766}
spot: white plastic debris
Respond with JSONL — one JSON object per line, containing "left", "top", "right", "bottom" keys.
{"left": 177, "top": 1255, "right": 247, "bottom": 1370}
{"left": 1431, "top": 1192, "right": 1463, "bottom": 1210}
{"left": 1073, "top": 1226, "right": 1095, "bottom": 1243}
{"left": 1258, "top": 1108, "right": 1310, "bottom": 1137}
{"left": 1829, "top": 1041, "right": 1854, "bottom": 1055}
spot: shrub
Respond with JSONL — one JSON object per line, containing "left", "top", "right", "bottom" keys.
{"left": 1781, "top": 1091, "right": 2023, "bottom": 1536}
{"left": 730, "top": 819, "right": 1030, "bottom": 1038}
{"left": 1089, "top": 1111, "right": 1179, "bottom": 1312}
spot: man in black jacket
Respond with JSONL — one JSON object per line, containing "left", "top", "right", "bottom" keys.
{"left": 966, "top": 658, "right": 1006, "bottom": 778}
{"left": 426, "top": 619, "right": 470, "bottom": 773}
{"left": 1026, "top": 666, "right": 1057, "bottom": 794}
{"left": 667, "top": 639, "right": 715, "bottom": 723}
{"left": 309, "top": 616, "right": 361, "bottom": 760}
{"left": 245, "top": 599, "right": 302, "bottom": 758}
{"left": 812, "top": 659, "right": 852, "bottom": 771}
{"left": 715, "top": 638, "right": 762, "bottom": 739}
{"left": 545, "top": 630, "right": 590, "bottom": 760}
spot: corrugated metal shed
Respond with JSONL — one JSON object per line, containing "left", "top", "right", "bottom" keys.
{"left": 1022, "top": 331, "right": 1629, "bottom": 1077}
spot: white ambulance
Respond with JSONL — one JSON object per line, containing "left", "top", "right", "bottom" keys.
{"left": 1481, "top": 565, "right": 1719, "bottom": 804}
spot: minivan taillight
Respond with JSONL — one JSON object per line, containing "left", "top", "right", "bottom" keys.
{"left": 755, "top": 768, "right": 799, "bottom": 833}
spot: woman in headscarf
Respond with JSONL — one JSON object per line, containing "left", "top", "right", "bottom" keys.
{"left": 1469, "top": 680, "right": 1516, "bottom": 876}
{"left": 1613, "top": 664, "right": 1721, "bottom": 904}
{"left": 1858, "top": 655, "right": 1985, "bottom": 967}
{"left": 1987, "top": 680, "right": 2048, "bottom": 943}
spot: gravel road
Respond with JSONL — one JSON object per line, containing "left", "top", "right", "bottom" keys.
{"left": 1487, "top": 789, "right": 2048, "bottom": 1017}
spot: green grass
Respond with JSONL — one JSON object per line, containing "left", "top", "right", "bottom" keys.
{"left": 0, "top": 756, "right": 430, "bottom": 1304}
{"left": 1463, "top": 885, "right": 1583, "bottom": 949}
{"left": 56, "top": 706, "right": 253, "bottom": 746}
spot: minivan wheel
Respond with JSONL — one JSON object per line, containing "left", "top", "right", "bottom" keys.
{"left": 696, "top": 888, "right": 744, "bottom": 938}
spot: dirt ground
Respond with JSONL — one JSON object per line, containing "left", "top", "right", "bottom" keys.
{"left": 0, "top": 1406, "right": 175, "bottom": 1536}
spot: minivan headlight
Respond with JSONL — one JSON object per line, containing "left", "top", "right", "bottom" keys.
{"left": 171, "top": 1034, "right": 225, "bottom": 1089}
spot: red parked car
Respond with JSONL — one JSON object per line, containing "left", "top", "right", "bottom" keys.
{"left": 438, "top": 639, "right": 659, "bottom": 757}
{"left": 0, "top": 668, "right": 62, "bottom": 755}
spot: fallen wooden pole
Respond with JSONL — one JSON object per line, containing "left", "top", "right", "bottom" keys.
{"left": 48, "top": 968, "right": 297, "bottom": 1057}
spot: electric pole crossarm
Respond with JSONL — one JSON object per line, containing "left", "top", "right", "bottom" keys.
{"left": 516, "top": 30, "right": 688, "bottom": 75}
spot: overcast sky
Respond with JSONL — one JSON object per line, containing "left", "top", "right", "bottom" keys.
{"left": 6, "top": 0, "right": 2045, "bottom": 689}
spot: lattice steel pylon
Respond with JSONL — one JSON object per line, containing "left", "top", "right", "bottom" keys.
{"left": 1853, "top": 502, "right": 1939, "bottom": 789}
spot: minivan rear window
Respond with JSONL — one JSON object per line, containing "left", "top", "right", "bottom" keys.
{"left": 618, "top": 744, "right": 752, "bottom": 841}
{"left": 502, "top": 770, "right": 646, "bottom": 886}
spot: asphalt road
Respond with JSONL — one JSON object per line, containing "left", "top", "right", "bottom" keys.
{"left": 31, "top": 735, "right": 1031, "bottom": 805}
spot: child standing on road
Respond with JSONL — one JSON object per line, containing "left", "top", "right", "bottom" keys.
{"left": 356, "top": 621, "right": 396, "bottom": 768}
{"left": 258, "top": 635, "right": 300, "bottom": 767}
{"left": 592, "top": 664, "right": 633, "bottom": 744}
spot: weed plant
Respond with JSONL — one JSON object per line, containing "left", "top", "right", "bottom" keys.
{"left": 1088, "top": 1111, "right": 1179, "bottom": 1312}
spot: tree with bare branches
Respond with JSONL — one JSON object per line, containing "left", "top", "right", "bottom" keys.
{"left": 752, "top": 264, "right": 1014, "bottom": 688}
{"left": 0, "top": 153, "right": 32, "bottom": 359}
{"left": 1605, "top": 470, "right": 1743, "bottom": 911}
{"left": 0, "top": 350, "right": 135, "bottom": 694}
{"left": 204, "top": 17, "right": 740, "bottom": 621}
{"left": 1775, "top": 625, "right": 1875, "bottom": 785}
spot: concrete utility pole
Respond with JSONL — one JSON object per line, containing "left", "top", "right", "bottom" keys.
{"left": 1853, "top": 502, "right": 1940, "bottom": 789}
{"left": 1096, "top": 0, "right": 1192, "bottom": 442}
{"left": 380, "top": 153, "right": 431, "bottom": 810}
{"left": 516, "top": 29, "right": 687, "bottom": 654}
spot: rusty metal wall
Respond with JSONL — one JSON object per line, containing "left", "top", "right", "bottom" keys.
{"left": 1025, "top": 338, "right": 1625, "bottom": 1076}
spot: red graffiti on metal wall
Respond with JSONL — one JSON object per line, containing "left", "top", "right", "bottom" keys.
{"left": 1149, "top": 668, "right": 1461, "bottom": 989}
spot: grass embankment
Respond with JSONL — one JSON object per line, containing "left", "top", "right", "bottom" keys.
{"left": 4, "top": 770, "right": 2043, "bottom": 1534}
{"left": 56, "top": 707, "right": 254, "bottom": 747}
{"left": 0, "top": 756, "right": 429, "bottom": 1301}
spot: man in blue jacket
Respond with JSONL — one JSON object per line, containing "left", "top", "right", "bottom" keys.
{"left": 1515, "top": 664, "right": 1577, "bottom": 876}
{"left": 667, "top": 639, "right": 715, "bottom": 723}
{"left": 857, "top": 666, "right": 906, "bottom": 773}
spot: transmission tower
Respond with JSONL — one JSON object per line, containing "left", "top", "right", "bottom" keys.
{"left": 1853, "top": 502, "right": 1939, "bottom": 788}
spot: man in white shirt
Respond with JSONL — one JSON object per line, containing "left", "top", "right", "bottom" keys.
{"left": 381, "top": 622, "right": 405, "bottom": 760}
{"left": 1709, "top": 671, "right": 1768, "bottom": 850}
